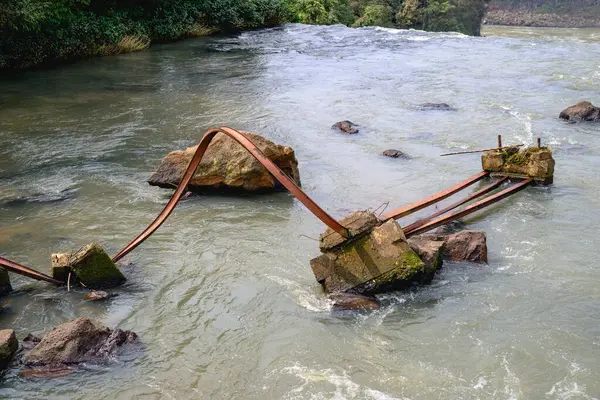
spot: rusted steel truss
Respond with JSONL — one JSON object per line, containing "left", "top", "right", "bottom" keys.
{"left": 0, "top": 127, "right": 533, "bottom": 285}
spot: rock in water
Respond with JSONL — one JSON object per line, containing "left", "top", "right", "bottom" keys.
{"left": 330, "top": 293, "right": 381, "bottom": 311}
{"left": 382, "top": 149, "right": 410, "bottom": 159}
{"left": 0, "top": 268, "right": 12, "bottom": 297}
{"left": 559, "top": 101, "right": 600, "bottom": 122}
{"left": 84, "top": 291, "right": 111, "bottom": 301}
{"left": 417, "top": 103, "right": 457, "bottom": 111}
{"left": 311, "top": 212, "right": 427, "bottom": 295}
{"left": 23, "top": 317, "right": 138, "bottom": 367}
{"left": 407, "top": 235, "right": 445, "bottom": 279}
{"left": 332, "top": 120, "right": 359, "bottom": 134}
{"left": 148, "top": 131, "right": 301, "bottom": 193}
{"left": 51, "top": 243, "right": 126, "bottom": 289}
{"left": 0, "top": 329, "right": 18, "bottom": 369}
{"left": 444, "top": 230, "right": 488, "bottom": 263}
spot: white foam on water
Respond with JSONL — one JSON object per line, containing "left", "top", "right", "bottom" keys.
{"left": 265, "top": 275, "right": 332, "bottom": 312}
{"left": 281, "top": 364, "right": 409, "bottom": 400}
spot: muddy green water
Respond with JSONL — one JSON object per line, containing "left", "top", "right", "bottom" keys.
{"left": 1, "top": 24, "right": 600, "bottom": 399}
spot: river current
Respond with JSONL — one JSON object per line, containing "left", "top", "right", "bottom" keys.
{"left": 1, "top": 24, "right": 600, "bottom": 399}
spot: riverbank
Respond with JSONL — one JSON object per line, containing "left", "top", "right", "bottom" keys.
{"left": 485, "top": 9, "right": 600, "bottom": 28}
{"left": 485, "top": 1, "right": 600, "bottom": 28}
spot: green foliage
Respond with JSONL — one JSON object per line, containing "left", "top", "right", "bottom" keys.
{"left": 0, "top": 0, "right": 489, "bottom": 70}
{"left": 353, "top": 4, "right": 393, "bottom": 27}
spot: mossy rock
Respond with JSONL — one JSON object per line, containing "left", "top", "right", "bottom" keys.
{"left": 51, "top": 244, "right": 125, "bottom": 289}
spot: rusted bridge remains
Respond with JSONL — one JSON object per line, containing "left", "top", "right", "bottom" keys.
{"left": 0, "top": 127, "right": 536, "bottom": 285}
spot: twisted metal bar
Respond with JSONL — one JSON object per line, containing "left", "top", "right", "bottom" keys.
{"left": 112, "top": 126, "right": 350, "bottom": 262}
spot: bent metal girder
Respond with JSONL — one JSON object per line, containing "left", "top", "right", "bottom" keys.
{"left": 0, "top": 126, "right": 531, "bottom": 285}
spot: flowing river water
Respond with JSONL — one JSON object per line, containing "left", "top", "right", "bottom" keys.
{"left": 1, "top": 24, "right": 600, "bottom": 399}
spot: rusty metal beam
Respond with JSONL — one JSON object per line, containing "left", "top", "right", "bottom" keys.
{"left": 0, "top": 255, "right": 63, "bottom": 285}
{"left": 405, "top": 178, "right": 533, "bottom": 237}
{"left": 402, "top": 176, "right": 509, "bottom": 233}
{"left": 112, "top": 126, "right": 350, "bottom": 262}
{"left": 381, "top": 171, "right": 490, "bottom": 221}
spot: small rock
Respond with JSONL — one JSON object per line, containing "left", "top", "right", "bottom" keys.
{"left": 0, "top": 268, "right": 12, "bottom": 297}
{"left": 330, "top": 293, "right": 381, "bottom": 311}
{"left": 407, "top": 235, "right": 445, "bottom": 279}
{"left": 382, "top": 149, "right": 410, "bottom": 159}
{"left": 434, "top": 220, "right": 466, "bottom": 235}
{"left": 23, "top": 317, "right": 138, "bottom": 367}
{"left": 444, "top": 230, "right": 488, "bottom": 263}
{"left": 21, "top": 334, "right": 41, "bottom": 351}
{"left": 559, "top": 101, "right": 600, "bottom": 122}
{"left": 417, "top": 103, "right": 457, "bottom": 111}
{"left": 84, "top": 291, "right": 112, "bottom": 301}
{"left": 332, "top": 120, "right": 359, "bottom": 134}
{"left": 0, "top": 329, "right": 18, "bottom": 369}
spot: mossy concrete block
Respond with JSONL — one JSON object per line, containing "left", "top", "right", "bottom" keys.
{"left": 482, "top": 146, "right": 555, "bottom": 184}
{"left": 319, "top": 210, "right": 380, "bottom": 252}
{"left": 407, "top": 235, "right": 445, "bottom": 279}
{"left": 0, "top": 268, "right": 12, "bottom": 297}
{"left": 51, "top": 253, "right": 72, "bottom": 283}
{"left": 51, "top": 244, "right": 125, "bottom": 289}
{"left": 312, "top": 219, "right": 426, "bottom": 295}
{"left": 0, "top": 329, "right": 18, "bottom": 369}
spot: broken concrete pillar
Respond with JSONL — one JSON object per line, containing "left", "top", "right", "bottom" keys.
{"left": 482, "top": 146, "right": 555, "bottom": 184}
{"left": 0, "top": 329, "right": 18, "bottom": 369}
{"left": 407, "top": 235, "right": 445, "bottom": 280}
{"left": 51, "top": 243, "right": 125, "bottom": 289}
{"left": 0, "top": 268, "right": 12, "bottom": 297}
{"left": 311, "top": 211, "right": 428, "bottom": 296}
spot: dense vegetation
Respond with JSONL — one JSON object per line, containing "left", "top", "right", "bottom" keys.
{"left": 0, "top": 0, "right": 487, "bottom": 71}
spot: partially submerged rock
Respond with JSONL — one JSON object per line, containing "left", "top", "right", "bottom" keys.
{"left": 84, "top": 290, "right": 113, "bottom": 301}
{"left": 409, "top": 230, "right": 488, "bottom": 264}
{"left": 407, "top": 235, "right": 445, "bottom": 275}
{"left": 382, "top": 149, "right": 411, "bottom": 159}
{"left": 332, "top": 120, "right": 359, "bottom": 134}
{"left": 148, "top": 131, "right": 301, "bottom": 193}
{"left": 312, "top": 213, "right": 428, "bottom": 296}
{"left": 51, "top": 243, "right": 126, "bottom": 289}
{"left": 559, "top": 101, "right": 600, "bottom": 122}
{"left": 23, "top": 317, "right": 138, "bottom": 367}
{"left": 0, "top": 268, "right": 12, "bottom": 297}
{"left": 482, "top": 146, "right": 555, "bottom": 184}
{"left": 0, "top": 329, "right": 18, "bottom": 369}
{"left": 417, "top": 103, "right": 457, "bottom": 111}
{"left": 330, "top": 293, "right": 380, "bottom": 311}
{"left": 445, "top": 230, "right": 488, "bottom": 263}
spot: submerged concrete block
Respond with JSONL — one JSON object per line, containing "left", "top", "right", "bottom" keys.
{"left": 482, "top": 146, "right": 555, "bottom": 184}
{"left": 312, "top": 218, "right": 427, "bottom": 295}
{"left": 51, "top": 243, "right": 125, "bottom": 289}
{"left": 0, "top": 268, "right": 12, "bottom": 297}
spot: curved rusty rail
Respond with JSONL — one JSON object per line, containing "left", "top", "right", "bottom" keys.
{"left": 112, "top": 126, "right": 349, "bottom": 262}
{"left": 0, "top": 256, "right": 63, "bottom": 285}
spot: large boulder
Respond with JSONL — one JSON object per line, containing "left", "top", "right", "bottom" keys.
{"left": 559, "top": 101, "right": 600, "bottom": 122}
{"left": 51, "top": 243, "right": 126, "bottom": 289}
{"left": 0, "top": 329, "right": 18, "bottom": 369}
{"left": 148, "top": 131, "right": 301, "bottom": 193}
{"left": 23, "top": 317, "right": 138, "bottom": 367}
{"left": 0, "top": 268, "right": 12, "bottom": 297}
{"left": 311, "top": 212, "right": 427, "bottom": 295}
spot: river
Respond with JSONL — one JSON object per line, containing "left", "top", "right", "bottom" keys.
{"left": 1, "top": 24, "right": 599, "bottom": 399}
